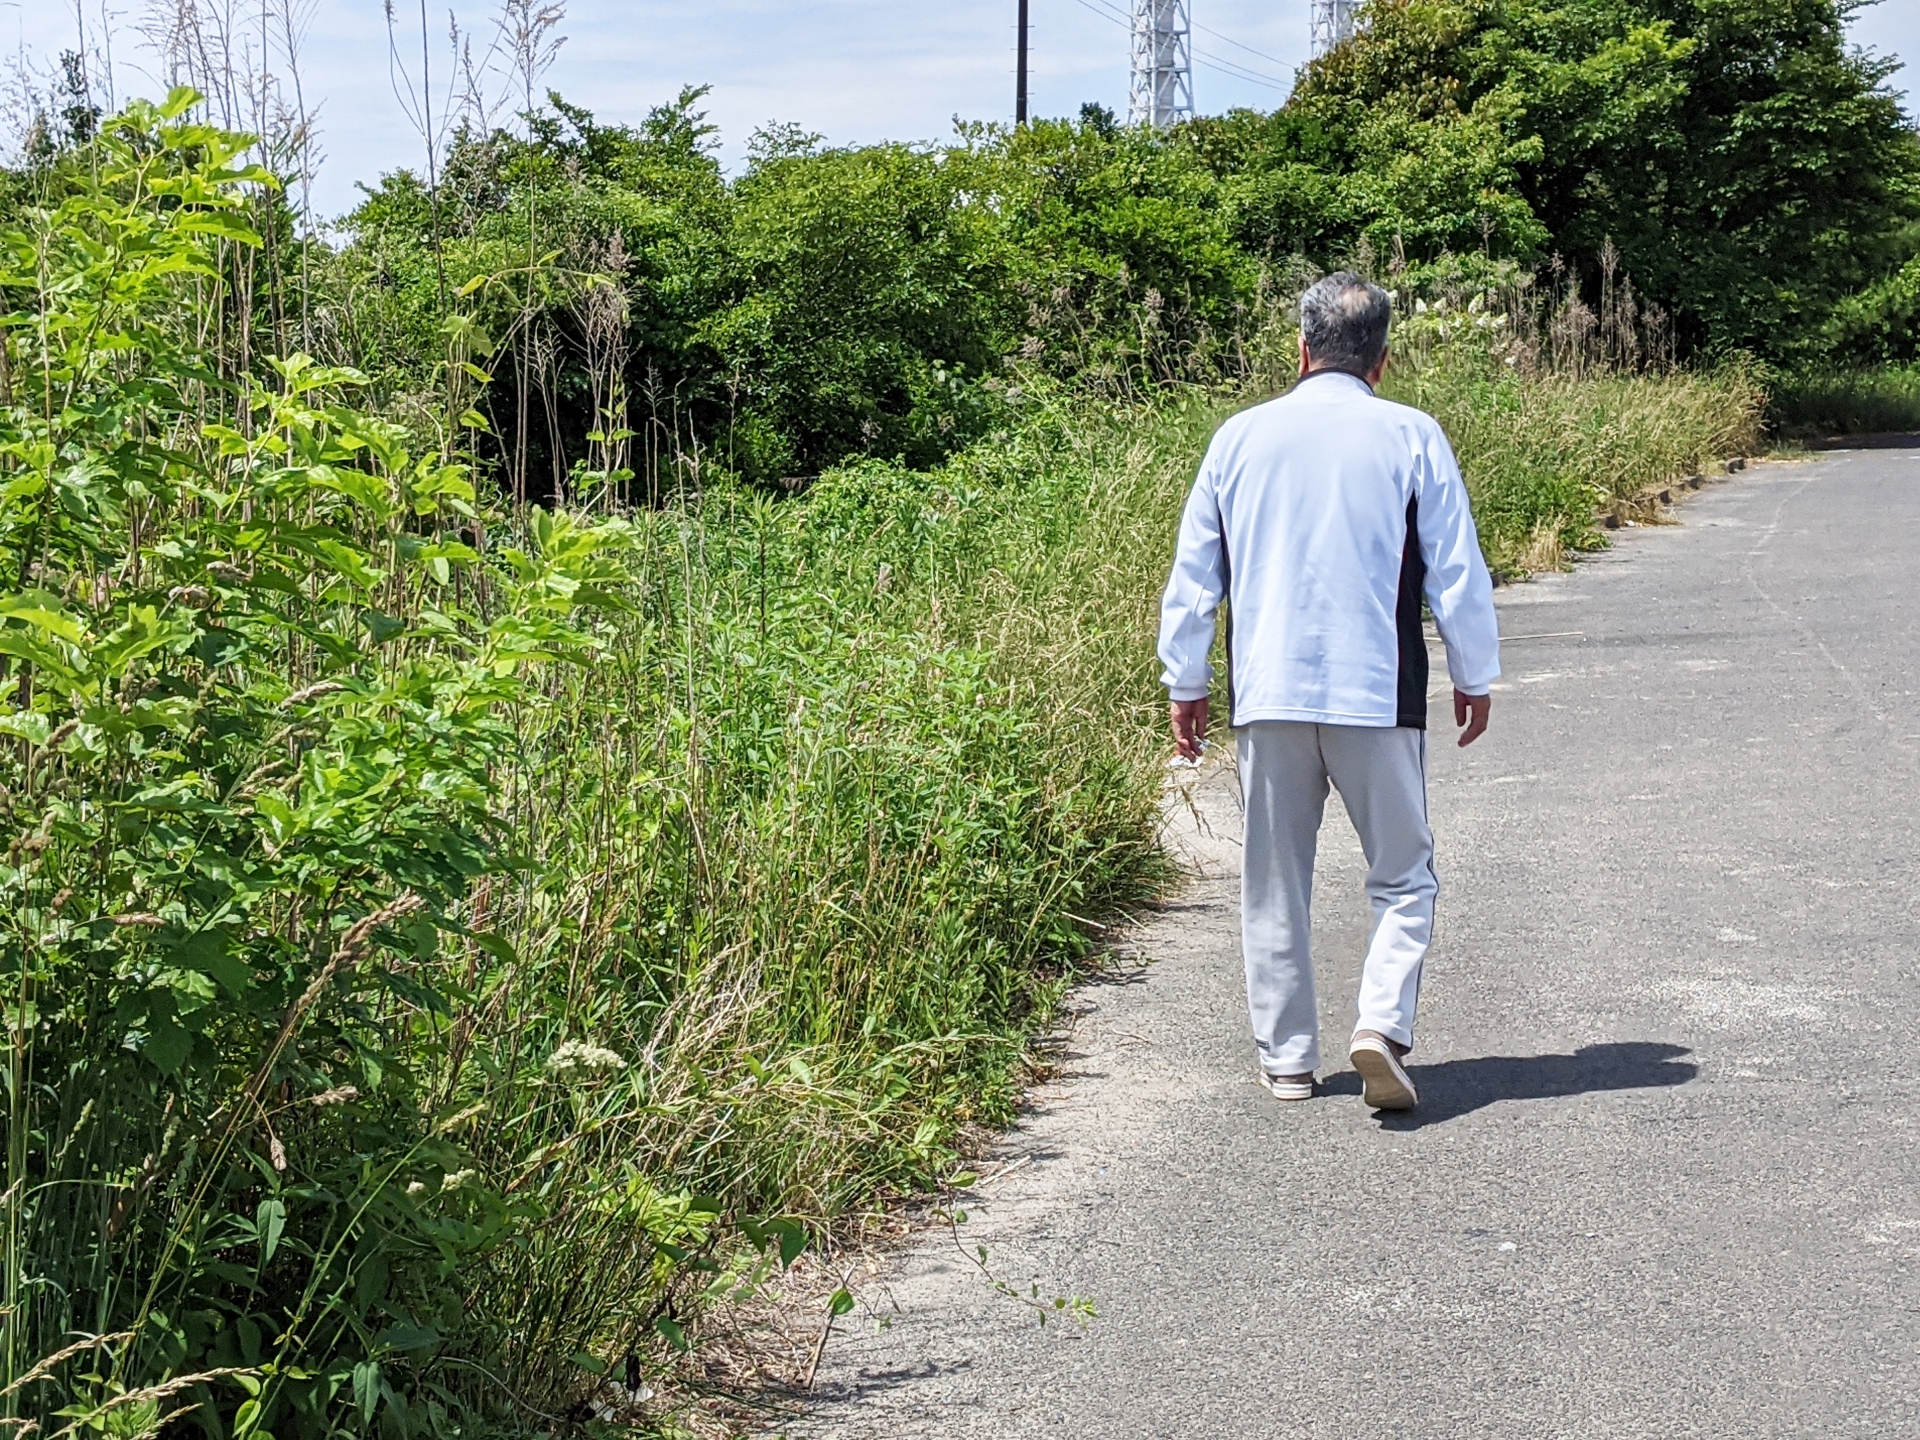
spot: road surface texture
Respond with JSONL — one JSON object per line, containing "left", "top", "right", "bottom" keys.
{"left": 785, "top": 448, "right": 1920, "bottom": 1440}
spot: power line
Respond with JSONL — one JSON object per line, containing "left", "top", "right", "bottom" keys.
{"left": 1192, "top": 49, "right": 1290, "bottom": 91}
{"left": 1191, "top": 19, "right": 1291, "bottom": 68}
{"left": 1067, "top": 0, "right": 1130, "bottom": 32}
{"left": 1069, "top": 0, "right": 1291, "bottom": 92}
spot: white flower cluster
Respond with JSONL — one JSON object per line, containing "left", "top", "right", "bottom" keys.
{"left": 545, "top": 1037, "right": 627, "bottom": 1083}
{"left": 403, "top": 1168, "right": 480, "bottom": 1199}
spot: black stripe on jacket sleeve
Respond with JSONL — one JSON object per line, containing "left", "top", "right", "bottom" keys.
{"left": 1396, "top": 495, "right": 1429, "bottom": 729}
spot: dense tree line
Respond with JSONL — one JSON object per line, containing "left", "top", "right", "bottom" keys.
{"left": 8, "top": 0, "right": 1913, "bottom": 492}
{"left": 310, "top": 0, "right": 1914, "bottom": 495}
{"left": 1297, "top": 0, "right": 1920, "bottom": 359}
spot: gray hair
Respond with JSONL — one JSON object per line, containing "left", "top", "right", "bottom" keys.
{"left": 1299, "top": 272, "right": 1392, "bottom": 375}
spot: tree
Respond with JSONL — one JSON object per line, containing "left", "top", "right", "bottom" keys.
{"left": 1294, "top": 0, "right": 1920, "bottom": 357}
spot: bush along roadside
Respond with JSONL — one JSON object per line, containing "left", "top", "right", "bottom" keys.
{"left": 1767, "top": 364, "right": 1920, "bottom": 440}
{"left": 1381, "top": 292, "right": 1766, "bottom": 574}
{"left": 0, "top": 94, "right": 1181, "bottom": 1439}
{"left": 0, "top": 92, "right": 743, "bottom": 1439}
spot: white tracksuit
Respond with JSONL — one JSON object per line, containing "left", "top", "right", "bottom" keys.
{"left": 1157, "top": 370, "right": 1500, "bottom": 1074}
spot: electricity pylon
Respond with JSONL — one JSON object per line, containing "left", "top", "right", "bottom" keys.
{"left": 1310, "top": 0, "right": 1361, "bottom": 58}
{"left": 1129, "top": 0, "right": 1193, "bottom": 129}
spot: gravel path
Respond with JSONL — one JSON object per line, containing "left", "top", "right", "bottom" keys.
{"left": 786, "top": 448, "right": 1920, "bottom": 1440}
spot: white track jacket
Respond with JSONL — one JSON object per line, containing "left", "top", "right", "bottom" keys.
{"left": 1158, "top": 370, "right": 1501, "bottom": 729}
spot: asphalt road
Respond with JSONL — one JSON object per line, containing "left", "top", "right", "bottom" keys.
{"left": 788, "top": 448, "right": 1920, "bottom": 1440}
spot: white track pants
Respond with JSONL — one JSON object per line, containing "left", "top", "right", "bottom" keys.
{"left": 1236, "top": 721, "right": 1437, "bottom": 1076}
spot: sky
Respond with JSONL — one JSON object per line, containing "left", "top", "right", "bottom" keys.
{"left": 3, "top": 0, "right": 1916, "bottom": 222}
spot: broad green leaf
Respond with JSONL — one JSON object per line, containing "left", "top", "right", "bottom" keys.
{"left": 177, "top": 211, "right": 263, "bottom": 246}
{"left": 95, "top": 607, "right": 194, "bottom": 677}
{"left": 310, "top": 465, "right": 391, "bottom": 514}
{"left": 0, "top": 711, "right": 50, "bottom": 745}
{"left": 362, "top": 610, "right": 407, "bottom": 644}
{"left": 256, "top": 1199, "right": 286, "bottom": 1265}
{"left": 0, "top": 594, "right": 87, "bottom": 644}
{"left": 767, "top": 1218, "right": 808, "bottom": 1268}
{"left": 0, "top": 633, "right": 81, "bottom": 684}
{"left": 176, "top": 929, "right": 250, "bottom": 996}
{"left": 314, "top": 539, "right": 385, "bottom": 589}
{"left": 352, "top": 1362, "right": 381, "bottom": 1426}
{"left": 144, "top": 1013, "right": 192, "bottom": 1074}
{"left": 159, "top": 84, "right": 202, "bottom": 119}
{"left": 373, "top": 1323, "right": 442, "bottom": 1354}
{"left": 252, "top": 791, "right": 296, "bottom": 845}
{"left": 469, "top": 931, "right": 518, "bottom": 964}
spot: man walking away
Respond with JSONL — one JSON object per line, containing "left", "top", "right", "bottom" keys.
{"left": 1157, "top": 273, "right": 1501, "bottom": 1111}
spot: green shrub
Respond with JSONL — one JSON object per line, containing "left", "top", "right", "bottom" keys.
{"left": 1768, "top": 365, "right": 1920, "bottom": 438}
{"left": 317, "top": 0, "right": 1919, "bottom": 504}
{"left": 0, "top": 95, "right": 1194, "bottom": 1437}
{"left": 1393, "top": 354, "right": 1766, "bottom": 572}
{"left": 0, "top": 90, "right": 645, "bottom": 1439}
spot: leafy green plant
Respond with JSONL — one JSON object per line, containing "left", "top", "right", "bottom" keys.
{"left": 0, "top": 85, "right": 1187, "bottom": 1439}
{"left": 0, "top": 89, "right": 656, "bottom": 1439}
{"left": 1768, "top": 364, "right": 1920, "bottom": 438}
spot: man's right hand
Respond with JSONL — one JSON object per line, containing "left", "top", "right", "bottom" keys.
{"left": 1171, "top": 696, "right": 1210, "bottom": 760}
{"left": 1454, "top": 688, "right": 1491, "bottom": 747}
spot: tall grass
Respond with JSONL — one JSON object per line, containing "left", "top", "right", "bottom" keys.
{"left": 1399, "top": 359, "right": 1766, "bottom": 573}
{"left": 455, "top": 389, "right": 1216, "bottom": 1417}
{"left": 1768, "top": 364, "right": 1920, "bottom": 438}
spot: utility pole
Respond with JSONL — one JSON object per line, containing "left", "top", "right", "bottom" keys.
{"left": 1016, "top": 0, "right": 1030, "bottom": 125}
{"left": 1129, "top": 0, "right": 1193, "bottom": 129}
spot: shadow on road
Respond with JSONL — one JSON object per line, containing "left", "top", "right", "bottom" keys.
{"left": 1318, "top": 1041, "right": 1699, "bottom": 1128}
{"left": 805, "top": 1355, "right": 979, "bottom": 1411}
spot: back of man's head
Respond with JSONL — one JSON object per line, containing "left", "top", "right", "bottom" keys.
{"left": 1299, "top": 272, "right": 1392, "bottom": 377}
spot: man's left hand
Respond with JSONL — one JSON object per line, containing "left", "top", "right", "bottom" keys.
{"left": 1454, "top": 688, "right": 1491, "bottom": 747}
{"left": 1170, "top": 696, "right": 1210, "bottom": 760}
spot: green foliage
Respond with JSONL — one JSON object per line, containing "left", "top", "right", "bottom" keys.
{"left": 0, "top": 90, "right": 659, "bottom": 1439}
{"left": 1768, "top": 362, "right": 1920, "bottom": 436}
{"left": 993, "top": 115, "right": 1256, "bottom": 374}
{"left": 310, "top": 6, "right": 1912, "bottom": 496}
{"left": 1824, "top": 248, "right": 1920, "bottom": 365}
{"left": 1296, "top": 0, "right": 1920, "bottom": 358}
{"left": 0, "top": 88, "right": 1206, "bottom": 1439}
{"left": 708, "top": 138, "right": 1010, "bottom": 478}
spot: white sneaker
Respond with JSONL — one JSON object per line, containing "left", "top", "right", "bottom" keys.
{"left": 1260, "top": 1070, "right": 1315, "bottom": 1102}
{"left": 1349, "top": 1034, "right": 1418, "bottom": 1110}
